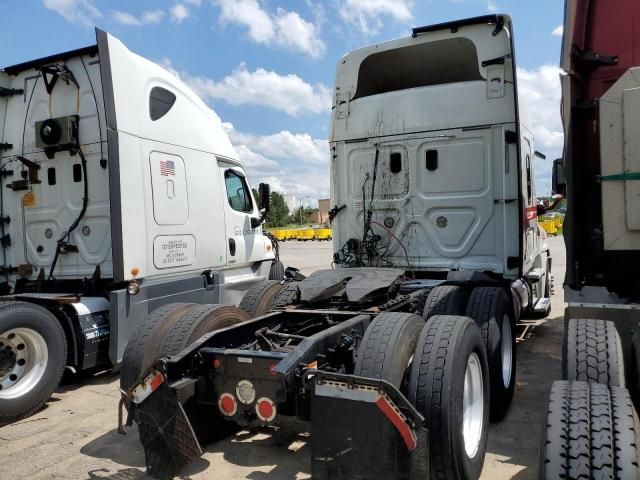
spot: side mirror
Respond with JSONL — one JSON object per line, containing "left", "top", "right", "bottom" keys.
{"left": 258, "top": 183, "right": 270, "bottom": 212}
{"left": 534, "top": 151, "right": 547, "bottom": 160}
{"left": 552, "top": 158, "right": 567, "bottom": 196}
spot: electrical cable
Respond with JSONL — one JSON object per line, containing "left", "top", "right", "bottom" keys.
{"left": 48, "top": 144, "right": 89, "bottom": 279}
{"left": 370, "top": 220, "right": 415, "bottom": 279}
{"left": 80, "top": 57, "right": 104, "bottom": 165}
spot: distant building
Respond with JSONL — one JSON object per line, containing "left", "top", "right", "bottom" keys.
{"left": 283, "top": 194, "right": 297, "bottom": 213}
{"left": 310, "top": 198, "right": 331, "bottom": 225}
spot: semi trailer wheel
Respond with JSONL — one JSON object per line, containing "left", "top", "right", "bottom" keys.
{"left": 239, "top": 281, "right": 300, "bottom": 318}
{"left": 0, "top": 301, "right": 67, "bottom": 425}
{"left": 408, "top": 315, "right": 489, "bottom": 480}
{"left": 563, "top": 318, "right": 625, "bottom": 387}
{"left": 155, "top": 304, "right": 250, "bottom": 443}
{"left": 120, "top": 303, "right": 198, "bottom": 393}
{"left": 121, "top": 303, "right": 249, "bottom": 443}
{"left": 354, "top": 312, "right": 424, "bottom": 387}
{"left": 540, "top": 381, "right": 640, "bottom": 480}
{"left": 422, "top": 285, "right": 469, "bottom": 320}
{"left": 354, "top": 312, "right": 425, "bottom": 469}
{"left": 466, "top": 286, "right": 516, "bottom": 422}
{"left": 239, "top": 281, "right": 283, "bottom": 317}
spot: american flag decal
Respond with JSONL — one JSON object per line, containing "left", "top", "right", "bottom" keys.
{"left": 160, "top": 160, "right": 175, "bottom": 176}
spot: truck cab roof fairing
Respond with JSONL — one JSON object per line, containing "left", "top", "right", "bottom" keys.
{"left": 95, "top": 29, "right": 239, "bottom": 161}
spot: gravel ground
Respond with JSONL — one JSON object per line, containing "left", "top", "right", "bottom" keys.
{"left": 0, "top": 237, "right": 566, "bottom": 480}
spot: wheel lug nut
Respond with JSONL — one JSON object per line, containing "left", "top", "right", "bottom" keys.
{"left": 17, "top": 344, "right": 25, "bottom": 351}
{"left": 17, "top": 359, "right": 25, "bottom": 366}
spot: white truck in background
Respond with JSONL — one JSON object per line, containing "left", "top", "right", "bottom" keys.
{"left": 0, "top": 30, "right": 281, "bottom": 424}
{"left": 117, "top": 15, "right": 556, "bottom": 480}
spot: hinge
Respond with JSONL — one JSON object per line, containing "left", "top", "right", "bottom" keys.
{"left": 0, "top": 216, "right": 10, "bottom": 225}
{"left": 1, "top": 234, "right": 11, "bottom": 248}
{"left": 574, "top": 50, "right": 619, "bottom": 69}
{"left": 0, "top": 87, "right": 24, "bottom": 97}
{"left": 494, "top": 199, "right": 518, "bottom": 204}
{"left": 0, "top": 143, "right": 12, "bottom": 151}
{"left": 505, "top": 130, "right": 518, "bottom": 144}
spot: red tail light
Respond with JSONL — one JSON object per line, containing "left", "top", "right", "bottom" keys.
{"left": 218, "top": 393, "right": 237, "bottom": 416}
{"left": 255, "top": 397, "right": 277, "bottom": 422}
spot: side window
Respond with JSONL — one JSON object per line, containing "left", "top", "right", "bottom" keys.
{"left": 224, "top": 170, "right": 252, "bottom": 213}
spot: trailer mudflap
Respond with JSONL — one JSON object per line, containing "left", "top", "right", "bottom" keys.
{"left": 134, "top": 381, "right": 202, "bottom": 480}
{"left": 310, "top": 371, "right": 428, "bottom": 480}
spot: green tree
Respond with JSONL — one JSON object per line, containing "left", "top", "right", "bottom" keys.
{"left": 265, "top": 192, "right": 290, "bottom": 227}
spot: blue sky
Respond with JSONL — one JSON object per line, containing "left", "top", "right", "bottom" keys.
{"left": 0, "top": 0, "right": 565, "bottom": 204}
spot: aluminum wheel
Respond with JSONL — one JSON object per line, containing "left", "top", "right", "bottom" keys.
{"left": 0, "top": 328, "right": 48, "bottom": 399}
{"left": 501, "top": 314, "right": 513, "bottom": 388}
{"left": 463, "top": 352, "right": 484, "bottom": 459}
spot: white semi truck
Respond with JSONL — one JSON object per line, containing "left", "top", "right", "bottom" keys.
{"left": 0, "top": 30, "right": 282, "bottom": 424}
{"left": 116, "top": 15, "right": 555, "bottom": 480}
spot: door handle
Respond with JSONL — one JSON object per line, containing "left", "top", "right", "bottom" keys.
{"left": 229, "top": 238, "right": 236, "bottom": 256}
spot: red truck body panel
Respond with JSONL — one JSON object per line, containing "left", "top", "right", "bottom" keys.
{"left": 562, "top": 0, "right": 640, "bottom": 295}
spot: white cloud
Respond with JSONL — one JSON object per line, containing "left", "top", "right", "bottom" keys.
{"left": 184, "top": 63, "right": 331, "bottom": 117}
{"left": 518, "top": 65, "right": 564, "bottom": 194}
{"left": 43, "top": 0, "right": 101, "bottom": 27}
{"left": 184, "top": 0, "right": 202, "bottom": 5}
{"left": 112, "top": 9, "right": 165, "bottom": 26}
{"left": 214, "top": 0, "right": 325, "bottom": 58}
{"left": 170, "top": 3, "right": 190, "bottom": 22}
{"left": 223, "top": 123, "right": 329, "bottom": 165}
{"left": 222, "top": 123, "right": 330, "bottom": 200}
{"left": 552, "top": 25, "right": 564, "bottom": 37}
{"left": 337, "top": 0, "right": 413, "bottom": 35}
{"left": 486, "top": 0, "right": 498, "bottom": 13}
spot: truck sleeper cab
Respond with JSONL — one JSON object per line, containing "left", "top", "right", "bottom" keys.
{"left": 0, "top": 29, "right": 278, "bottom": 424}
{"left": 122, "top": 15, "right": 553, "bottom": 480}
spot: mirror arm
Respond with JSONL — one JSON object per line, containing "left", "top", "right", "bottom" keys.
{"left": 251, "top": 208, "right": 268, "bottom": 229}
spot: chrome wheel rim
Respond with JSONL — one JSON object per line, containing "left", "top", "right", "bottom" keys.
{"left": 463, "top": 352, "right": 484, "bottom": 459}
{"left": 502, "top": 314, "right": 513, "bottom": 388}
{"left": 0, "top": 328, "right": 48, "bottom": 399}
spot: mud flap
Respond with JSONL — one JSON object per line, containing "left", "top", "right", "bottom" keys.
{"left": 310, "top": 371, "right": 428, "bottom": 480}
{"left": 135, "top": 382, "right": 202, "bottom": 479}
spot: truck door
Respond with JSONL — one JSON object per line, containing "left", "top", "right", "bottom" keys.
{"left": 522, "top": 137, "right": 539, "bottom": 271}
{"left": 218, "top": 162, "right": 262, "bottom": 265}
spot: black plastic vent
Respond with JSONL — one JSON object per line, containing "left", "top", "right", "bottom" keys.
{"left": 426, "top": 150, "right": 438, "bottom": 171}
{"left": 149, "top": 86, "right": 176, "bottom": 121}
{"left": 390, "top": 153, "right": 402, "bottom": 173}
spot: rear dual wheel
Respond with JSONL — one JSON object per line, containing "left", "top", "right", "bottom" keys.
{"left": 121, "top": 303, "right": 250, "bottom": 444}
{"left": 408, "top": 315, "right": 490, "bottom": 480}
{"left": 356, "top": 313, "right": 490, "bottom": 480}
{"left": 466, "top": 287, "right": 516, "bottom": 422}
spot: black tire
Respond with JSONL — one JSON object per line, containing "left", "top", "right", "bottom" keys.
{"left": 631, "top": 330, "right": 640, "bottom": 407}
{"left": 540, "top": 380, "right": 640, "bottom": 480}
{"left": 563, "top": 318, "right": 625, "bottom": 387}
{"left": 271, "top": 281, "right": 300, "bottom": 308}
{"left": 239, "top": 281, "right": 283, "bottom": 317}
{"left": 0, "top": 301, "right": 67, "bottom": 424}
{"left": 354, "top": 312, "right": 424, "bottom": 387}
{"left": 465, "top": 286, "right": 516, "bottom": 422}
{"left": 153, "top": 304, "right": 249, "bottom": 444}
{"left": 120, "top": 303, "right": 198, "bottom": 392}
{"left": 408, "top": 315, "right": 490, "bottom": 480}
{"left": 269, "top": 260, "right": 285, "bottom": 280}
{"left": 423, "top": 285, "right": 470, "bottom": 320}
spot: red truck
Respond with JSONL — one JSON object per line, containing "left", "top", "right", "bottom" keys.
{"left": 541, "top": 0, "right": 640, "bottom": 477}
